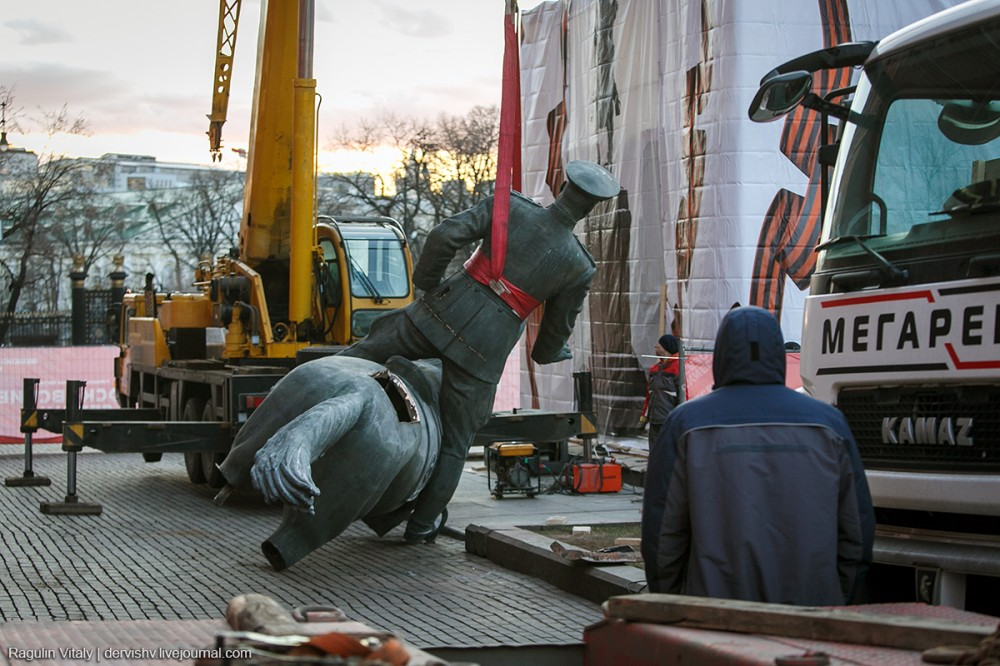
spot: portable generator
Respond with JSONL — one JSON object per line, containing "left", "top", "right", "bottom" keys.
{"left": 486, "top": 442, "right": 541, "bottom": 499}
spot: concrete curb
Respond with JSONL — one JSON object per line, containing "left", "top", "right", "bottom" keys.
{"left": 464, "top": 524, "right": 648, "bottom": 605}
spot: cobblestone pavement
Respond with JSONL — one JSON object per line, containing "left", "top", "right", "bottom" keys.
{"left": 0, "top": 447, "right": 603, "bottom": 649}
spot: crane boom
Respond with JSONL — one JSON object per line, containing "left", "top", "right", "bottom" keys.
{"left": 289, "top": 0, "right": 317, "bottom": 327}
{"left": 208, "top": 0, "right": 242, "bottom": 162}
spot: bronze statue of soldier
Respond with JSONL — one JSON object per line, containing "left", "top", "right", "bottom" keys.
{"left": 339, "top": 160, "right": 621, "bottom": 543}
{"left": 218, "top": 160, "right": 620, "bottom": 566}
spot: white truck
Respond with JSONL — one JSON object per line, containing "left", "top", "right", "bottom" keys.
{"left": 750, "top": 0, "right": 1000, "bottom": 612}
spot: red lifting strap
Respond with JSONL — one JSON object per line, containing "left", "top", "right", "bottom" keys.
{"left": 464, "top": 249, "right": 539, "bottom": 320}
{"left": 490, "top": 3, "right": 523, "bottom": 284}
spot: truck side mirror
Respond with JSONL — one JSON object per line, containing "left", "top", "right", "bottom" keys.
{"left": 748, "top": 71, "right": 813, "bottom": 122}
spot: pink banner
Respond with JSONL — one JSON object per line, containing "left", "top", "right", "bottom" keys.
{"left": 493, "top": 343, "right": 521, "bottom": 412}
{"left": 0, "top": 346, "right": 800, "bottom": 442}
{"left": 0, "top": 346, "right": 120, "bottom": 443}
{"left": 683, "top": 352, "right": 802, "bottom": 400}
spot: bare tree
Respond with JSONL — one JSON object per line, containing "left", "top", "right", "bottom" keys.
{"left": 144, "top": 168, "right": 243, "bottom": 290}
{"left": 0, "top": 92, "right": 97, "bottom": 341}
{"left": 430, "top": 104, "right": 500, "bottom": 222}
{"left": 324, "top": 112, "right": 435, "bottom": 244}
{"left": 326, "top": 105, "right": 499, "bottom": 263}
{"left": 422, "top": 105, "right": 500, "bottom": 268}
{"left": 47, "top": 170, "right": 129, "bottom": 284}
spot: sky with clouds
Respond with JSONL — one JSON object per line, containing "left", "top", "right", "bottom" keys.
{"left": 0, "top": 0, "right": 546, "bottom": 171}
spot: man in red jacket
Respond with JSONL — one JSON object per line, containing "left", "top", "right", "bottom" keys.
{"left": 639, "top": 334, "right": 680, "bottom": 448}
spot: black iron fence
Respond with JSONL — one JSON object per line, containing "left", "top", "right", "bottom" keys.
{"left": 0, "top": 288, "right": 114, "bottom": 347}
{"left": 0, "top": 312, "right": 73, "bottom": 347}
{"left": 85, "top": 289, "right": 115, "bottom": 345}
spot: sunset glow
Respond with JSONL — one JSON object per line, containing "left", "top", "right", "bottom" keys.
{"left": 1, "top": 0, "right": 546, "bottom": 172}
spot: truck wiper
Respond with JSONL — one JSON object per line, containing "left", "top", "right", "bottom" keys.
{"left": 814, "top": 234, "right": 908, "bottom": 281}
{"left": 349, "top": 256, "right": 384, "bottom": 303}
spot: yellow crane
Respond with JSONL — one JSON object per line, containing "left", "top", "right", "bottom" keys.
{"left": 107, "top": 0, "right": 414, "bottom": 486}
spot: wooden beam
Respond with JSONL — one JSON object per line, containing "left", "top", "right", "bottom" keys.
{"left": 659, "top": 285, "right": 668, "bottom": 336}
{"left": 604, "top": 594, "right": 995, "bottom": 652}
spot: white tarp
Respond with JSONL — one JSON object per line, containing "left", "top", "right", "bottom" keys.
{"left": 518, "top": 0, "right": 961, "bottom": 432}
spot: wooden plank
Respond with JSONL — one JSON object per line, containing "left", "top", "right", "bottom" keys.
{"left": 604, "top": 593, "right": 995, "bottom": 652}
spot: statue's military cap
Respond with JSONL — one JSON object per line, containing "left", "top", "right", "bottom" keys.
{"left": 565, "top": 160, "right": 620, "bottom": 201}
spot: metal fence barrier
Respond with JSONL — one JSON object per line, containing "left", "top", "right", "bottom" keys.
{"left": 0, "top": 288, "right": 113, "bottom": 346}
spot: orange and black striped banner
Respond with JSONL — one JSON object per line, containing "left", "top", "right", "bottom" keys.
{"left": 750, "top": 0, "right": 852, "bottom": 318}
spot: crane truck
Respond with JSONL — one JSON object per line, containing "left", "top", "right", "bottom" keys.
{"left": 17, "top": 0, "right": 599, "bottom": 504}
{"left": 64, "top": 0, "right": 414, "bottom": 487}
{"left": 749, "top": 0, "right": 1000, "bottom": 612}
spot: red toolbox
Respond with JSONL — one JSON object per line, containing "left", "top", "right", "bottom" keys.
{"left": 567, "top": 462, "right": 622, "bottom": 493}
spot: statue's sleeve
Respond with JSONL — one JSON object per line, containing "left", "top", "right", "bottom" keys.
{"left": 252, "top": 393, "right": 366, "bottom": 511}
{"left": 530, "top": 270, "right": 594, "bottom": 365}
{"left": 412, "top": 197, "right": 493, "bottom": 291}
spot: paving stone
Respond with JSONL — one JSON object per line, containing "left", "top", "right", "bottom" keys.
{"left": 0, "top": 448, "right": 606, "bottom": 649}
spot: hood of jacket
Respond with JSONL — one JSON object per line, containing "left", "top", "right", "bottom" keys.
{"left": 712, "top": 306, "right": 786, "bottom": 387}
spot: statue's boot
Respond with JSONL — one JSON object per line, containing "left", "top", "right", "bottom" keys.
{"left": 403, "top": 450, "right": 465, "bottom": 542}
{"left": 403, "top": 509, "right": 448, "bottom": 544}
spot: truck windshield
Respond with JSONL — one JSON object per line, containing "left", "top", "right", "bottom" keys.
{"left": 343, "top": 237, "right": 410, "bottom": 299}
{"left": 825, "top": 18, "right": 1000, "bottom": 247}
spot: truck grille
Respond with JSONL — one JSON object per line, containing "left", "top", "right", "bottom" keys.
{"left": 837, "top": 385, "right": 1000, "bottom": 472}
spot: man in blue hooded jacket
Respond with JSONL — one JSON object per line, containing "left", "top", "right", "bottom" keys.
{"left": 641, "top": 306, "right": 875, "bottom": 605}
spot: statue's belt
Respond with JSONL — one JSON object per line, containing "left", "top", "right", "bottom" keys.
{"left": 463, "top": 249, "right": 539, "bottom": 320}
